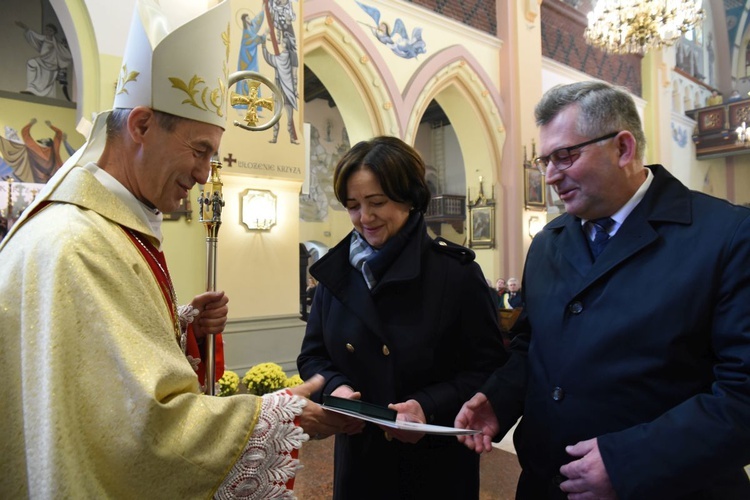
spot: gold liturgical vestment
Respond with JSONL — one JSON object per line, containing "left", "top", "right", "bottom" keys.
{"left": 0, "top": 159, "right": 307, "bottom": 498}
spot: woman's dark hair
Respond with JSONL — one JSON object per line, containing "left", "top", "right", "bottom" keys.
{"left": 333, "top": 136, "right": 431, "bottom": 213}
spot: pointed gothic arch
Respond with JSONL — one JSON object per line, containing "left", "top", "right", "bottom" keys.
{"left": 303, "top": 4, "right": 399, "bottom": 141}
{"left": 303, "top": 4, "right": 506, "bottom": 183}
{"left": 302, "top": 1, "right": 507, "bottom": 263}
{"left": 402, "top": 47, "right": 506, "bottom": 174}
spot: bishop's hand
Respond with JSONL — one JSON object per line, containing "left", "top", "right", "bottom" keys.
{"left": 190, "top": 290, "right": 228, "bottom": 339}
{"left": 290, "top": 375, "right": 365, "bottom": 439}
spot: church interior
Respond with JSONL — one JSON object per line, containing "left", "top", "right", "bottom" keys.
{"left": 1, "top": 0, "right": 750, "bottom": 495}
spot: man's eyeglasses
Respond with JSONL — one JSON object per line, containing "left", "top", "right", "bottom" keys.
{"left": 533, "top": 131, "right": 619, "bottom": 175}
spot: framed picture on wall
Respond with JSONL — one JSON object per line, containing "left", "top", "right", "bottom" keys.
{"left": 524, "top": 167, "right": 546, "bottom": 209}
{"left": 469, "top": 205, "right": 494, "bottom": 248}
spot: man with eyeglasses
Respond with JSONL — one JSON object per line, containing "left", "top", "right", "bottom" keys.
{"left": 456, "top": 81, "right": 750, "bottom": 499}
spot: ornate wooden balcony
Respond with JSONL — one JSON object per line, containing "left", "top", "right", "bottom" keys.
{"left": 686, "top": 98, "right": 750, "bottom": 159}
{"left": 425, "top": 194, "right": 466, "bottom": 234}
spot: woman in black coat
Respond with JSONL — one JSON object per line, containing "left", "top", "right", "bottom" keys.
{"left": 297, "top": 136, "right": 507, "bottom": 499}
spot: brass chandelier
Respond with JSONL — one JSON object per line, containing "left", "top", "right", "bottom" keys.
{"left": 584, "top": 0, "right": 705, "bottom": 55}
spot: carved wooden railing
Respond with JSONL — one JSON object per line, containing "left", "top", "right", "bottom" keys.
{"left": 424, "top": 194, "right": 466, "bottom": 235}
{"left": 686, "top": 98, "right": 750, "bottom": 159}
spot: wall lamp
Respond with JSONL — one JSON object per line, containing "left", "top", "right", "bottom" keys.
{"left": 528, "top": 215, "right": 544, "bottom": 239}
{"left": 241, "top": 189, "right": 277, "bottom": 231}
{"left": 736, "top": 121, "right": 749, "bottom": 147}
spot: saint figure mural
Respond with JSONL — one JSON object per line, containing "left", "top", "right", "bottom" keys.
{"left": 15, "top": 21, "right": 72, "bottom": 99}
{"left": 234, "top": 10, "right": 265, "bottom": 110}
{"left": 262, "top": 0, "right": 300, "bottom": 144}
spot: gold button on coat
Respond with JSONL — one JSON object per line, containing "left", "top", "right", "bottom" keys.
{"left": 382, "top": 345, "right": 390, "bottom": 356}
{"left": 346, "top": 343, "right": 355, "bottom": 353}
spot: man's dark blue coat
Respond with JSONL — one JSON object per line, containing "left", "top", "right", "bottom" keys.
{"left": 485, "top": 165, "right": 750, "bottom": 499}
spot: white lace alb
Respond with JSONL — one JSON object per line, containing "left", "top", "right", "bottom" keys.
{"left": 215, "top": 392, "right": 309, "bottom": 499}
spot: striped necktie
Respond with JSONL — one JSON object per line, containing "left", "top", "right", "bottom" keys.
{"left": 588, "top": 217, "right": 614, "bottom": 259}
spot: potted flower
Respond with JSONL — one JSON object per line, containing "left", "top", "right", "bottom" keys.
{"left": 242, "top": 362, "right": 288, "bottom": 395}
{"left": 217, "top": 370, "right": 240, "bottom": 397}
{"left": 285, "top": 374, "right": 303, "bottom": 388}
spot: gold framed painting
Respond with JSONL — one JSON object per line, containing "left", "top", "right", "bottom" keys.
{"left": 469, "top": 205, "right": 494, "bottom": 249}
{"left": 524, "top": 167, "right": 546, "bottom": 209}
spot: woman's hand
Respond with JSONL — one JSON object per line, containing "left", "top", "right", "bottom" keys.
{"left": 378, "top": 399, "right": 426, "bottom": 444}
{"left": 330, "top": 384, "right": 361, "bottom": 400}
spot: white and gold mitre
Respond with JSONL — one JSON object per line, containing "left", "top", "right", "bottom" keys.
{"left": 113, "top": 0, "right": 231, "bottom": 129}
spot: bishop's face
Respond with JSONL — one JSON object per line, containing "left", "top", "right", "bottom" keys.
{"left": 134, "top": 111, "right": 223, "bottom": 213}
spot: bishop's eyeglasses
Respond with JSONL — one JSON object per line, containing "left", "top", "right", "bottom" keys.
{"left": 533, "top": 131, "right": 619, "bottom": 175}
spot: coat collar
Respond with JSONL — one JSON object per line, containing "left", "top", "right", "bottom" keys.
{"left": 312, "top": 214, "right": 429, "bottom": 293}
{"left": 541, "top": 165, "right": 692, "bottom": 291}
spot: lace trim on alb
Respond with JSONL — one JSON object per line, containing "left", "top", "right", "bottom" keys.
{"left": 215, "top": 392, "right": 310, "bottom": 499}
{"left": 177, "top": 304, "right": 199, "bottom": 354}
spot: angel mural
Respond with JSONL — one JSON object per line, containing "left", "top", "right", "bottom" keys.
{"left": 0, "top": 119, "right": 73, "bottom": 184}
{"left": 355, "top": 1, "right": 427, "bottom": 59}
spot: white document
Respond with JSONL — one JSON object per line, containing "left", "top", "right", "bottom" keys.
{"left": 322, "top": 405, "right": 481, "bottom": 436}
